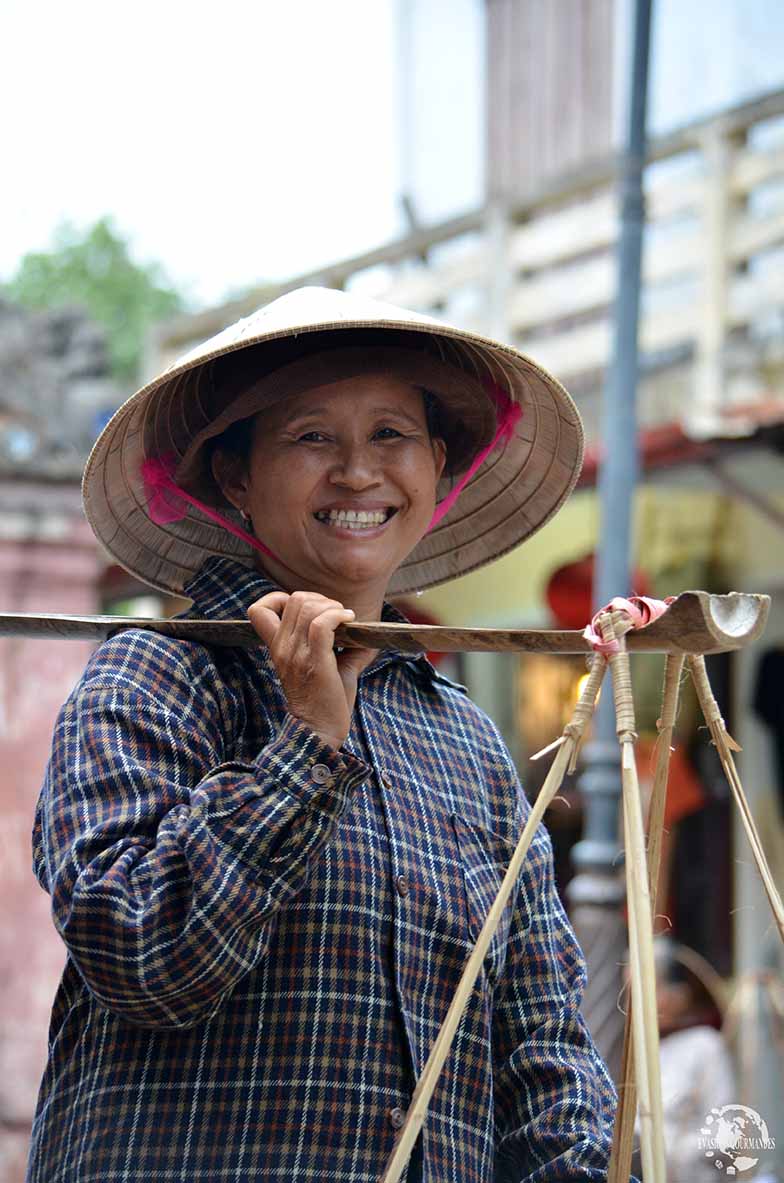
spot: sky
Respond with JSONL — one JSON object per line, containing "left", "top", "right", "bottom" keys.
{"left": 2, "top": 0, "right": 403, "bottom": 306}
{"left": 3, "top": 0, "right": 783, "bottom": 312}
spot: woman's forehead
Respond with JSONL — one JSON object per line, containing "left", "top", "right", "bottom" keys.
{"left": 275, "top": 373, "right": 426, "bottom": 421}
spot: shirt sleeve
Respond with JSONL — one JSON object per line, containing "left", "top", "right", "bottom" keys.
{"left": 32, "top": 629, "right": 371, "bottom": 1031}
{"left": 486, "top": 765, "right": 626, "bottom": 1181}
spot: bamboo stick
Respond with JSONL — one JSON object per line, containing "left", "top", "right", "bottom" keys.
{"left": 601, "top": 612, "right": 667, "bottom": 1183}
{"left": 608, "top": 652, "right": 684, "bottom": 1183}
{"left": 620, "top": 744, "right": 667, "bottom": 1183}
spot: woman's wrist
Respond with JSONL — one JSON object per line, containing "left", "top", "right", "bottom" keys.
{"left": 286, "top": 714, "right": 345, "bottom": 752}
{"left": 310, "top": 730, "right": 344, "bottom": 753}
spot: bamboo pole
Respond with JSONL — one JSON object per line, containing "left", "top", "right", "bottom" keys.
{"left": 608, "top": 653, "right": 685, "bottom": 1183}
{"left": 600, "top": 611, "right": 667, "bottom": 1183}
{"left": 379, "top": 659, "right": 607, "bottom": 1183}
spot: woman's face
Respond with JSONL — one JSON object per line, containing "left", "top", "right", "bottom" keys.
{"left": 215, "top": 373, "right": 447, "bottom": 603}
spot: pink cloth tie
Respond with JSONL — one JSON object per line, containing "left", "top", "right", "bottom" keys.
{"left": 583, "top": 595, "right": 674, "bottom": 655}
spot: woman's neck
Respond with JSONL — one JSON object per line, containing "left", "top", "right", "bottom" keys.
{"left": 254, "top": 558, "right": 387, "bottom": 621}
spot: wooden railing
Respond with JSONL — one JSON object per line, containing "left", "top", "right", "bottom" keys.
{"left": 153, "top": 89, "right": 784, "bottom": 442}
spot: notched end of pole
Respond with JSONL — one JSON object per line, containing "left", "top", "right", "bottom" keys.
{"left": 625, "top": 590, "right": 770, "bottom": 654}
{"left": 705, "top": 591, "right": 770, "bottom": 643}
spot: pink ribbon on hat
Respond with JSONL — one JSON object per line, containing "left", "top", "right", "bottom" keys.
{"left": 140, "top": 379, "right": 522, "bottom": 562}
{"left": 583, "top": 594, "right": 674, "bottom": 655}
{"left": 141, "top": 454, "right": 279, "bottom": 561}
{"left": 427, "top": 381, "right": 522, "bottom": 530}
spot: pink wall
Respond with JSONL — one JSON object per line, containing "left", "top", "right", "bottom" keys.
{"left": 0, "top": 508, "right": 100, "bottom": 1181}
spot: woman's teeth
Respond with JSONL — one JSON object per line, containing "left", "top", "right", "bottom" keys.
{"left": 315, "top": 508, "right": 394, "bottom": 529}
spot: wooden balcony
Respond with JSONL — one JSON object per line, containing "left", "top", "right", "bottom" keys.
{"left": 153, "top": 88, "right": 784, "bottom": 446}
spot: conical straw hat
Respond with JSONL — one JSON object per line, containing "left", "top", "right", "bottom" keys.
{"left": 82, "top": 286, "right": 584, "bottom": 597}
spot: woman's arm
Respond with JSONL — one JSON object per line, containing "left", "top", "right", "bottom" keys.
{"left": 33, "top": 629, "right": 370, "bottom": 1030}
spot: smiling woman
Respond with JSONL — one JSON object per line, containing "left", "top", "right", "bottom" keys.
{"left": 28, "top": 287, "right": 624, "bottom": 1183}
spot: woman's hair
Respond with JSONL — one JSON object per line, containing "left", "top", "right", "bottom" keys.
{"left": 208, "top": 387, "right": 455, "bottom": 481}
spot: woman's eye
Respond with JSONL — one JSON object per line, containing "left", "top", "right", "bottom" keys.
{"left": 296, "top": 428, "right": 403, "bottom": 442}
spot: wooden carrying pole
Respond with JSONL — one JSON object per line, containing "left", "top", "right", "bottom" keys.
{"left": 0, "top": 589, "right": 770, "bottom": 655}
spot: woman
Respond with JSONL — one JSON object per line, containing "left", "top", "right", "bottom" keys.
{"left": 28, "top": 287, "right": 622, "bottom": 1181}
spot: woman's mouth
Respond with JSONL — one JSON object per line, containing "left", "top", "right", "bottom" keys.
{"left": 313, "top": 507, "right": 398, "bottom": 534}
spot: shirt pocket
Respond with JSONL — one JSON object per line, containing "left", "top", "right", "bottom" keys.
{"left": 450, "top": 811, "right": 518, "bottom": 986}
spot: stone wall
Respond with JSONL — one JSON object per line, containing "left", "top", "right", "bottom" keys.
{"left": 0, "top": 298, "right": 118, "bottom": 478}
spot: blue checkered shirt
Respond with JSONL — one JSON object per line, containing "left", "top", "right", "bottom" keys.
{"left": 29, "top": 557, "right": 622, "bottom": 1181}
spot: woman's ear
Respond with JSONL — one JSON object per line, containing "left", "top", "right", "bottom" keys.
{"left": 210, "top": 448, "right": 250, "bottom": 514}
{"left": 431, "top": 435, "right": 448, "bottom": 482}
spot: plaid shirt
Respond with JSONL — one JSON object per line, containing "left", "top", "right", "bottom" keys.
{"left": 29, "top": 557, "right": 621, "bottom": 1182}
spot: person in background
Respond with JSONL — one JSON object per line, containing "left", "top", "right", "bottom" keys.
{"left": 631, "top": 936, "right": 736, "bottom": 1182}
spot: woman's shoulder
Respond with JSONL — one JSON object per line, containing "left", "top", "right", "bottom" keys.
{"left": 74, "top": 627, "right": 228, "bottom": 713}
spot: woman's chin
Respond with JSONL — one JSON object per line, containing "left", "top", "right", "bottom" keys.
{"left": 322, "top": 556, "right": 399, "bottom": 586}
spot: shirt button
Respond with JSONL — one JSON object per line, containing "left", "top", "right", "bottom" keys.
{"left": 395, "top": 874, "right": 409, "bottom": 898}
{"left": 388, "top": 1106, "right": 406, "bottom": 1130}
{"left": 380, "top": 771, "right": 392, "bottom": 788}
{"left": 310, "top": 763, "right": 333, "bottom": 784}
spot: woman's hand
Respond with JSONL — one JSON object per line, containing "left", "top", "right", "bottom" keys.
{"left": 248, "top": 590, "right": 379, "bottom": 751}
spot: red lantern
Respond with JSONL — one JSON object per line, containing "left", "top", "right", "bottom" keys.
{"left": 545, "top": 555, "right": 650, "bottom": 630}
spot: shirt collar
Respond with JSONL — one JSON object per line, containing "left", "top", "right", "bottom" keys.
{"left": 183, "top": 556, "right": 446, "bottom": 684}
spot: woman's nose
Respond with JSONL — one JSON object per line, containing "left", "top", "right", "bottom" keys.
{"left": 329, "top": 440, "right": 383, "bottom": 486}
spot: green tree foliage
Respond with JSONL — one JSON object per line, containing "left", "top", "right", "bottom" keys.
{"left": 2, "top": 218, "right": 186, "bottom": 383}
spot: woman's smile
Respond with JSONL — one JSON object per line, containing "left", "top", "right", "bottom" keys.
{"left": 312, "top": 505, "right": 399, "bottom": 536}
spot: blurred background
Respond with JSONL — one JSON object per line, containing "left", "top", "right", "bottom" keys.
{"left": 1, "top": 0, "right": 783, "bottom": 1178}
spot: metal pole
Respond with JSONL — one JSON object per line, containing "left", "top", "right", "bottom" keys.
{"left": 567, "top": 0, "right": 653, "bottom": 1082}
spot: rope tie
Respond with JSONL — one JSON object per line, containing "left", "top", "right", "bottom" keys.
{"left": 595, "top": 610, "right": 637, "bottom": 741}
{"left": 529, "top": 656, "right": 606, "bottom": 767}
{"left": 532, "top": 595, "right": 675, "bottom": 766}
{"left": 656, "top": 654, "right": 684, "bottom": 733}
{"left": 583, "top": 595, "right": 673, "bottom": 656}
{"left": 653, "top": 653, "right": 686, "bottom": 763}
{"left": 688, "top": 655, "right": 742, "bottom": 752}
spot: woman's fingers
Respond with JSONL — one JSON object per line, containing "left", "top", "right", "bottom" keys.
{"left": 277, "top": 592, "right": 351, "bottom": 651}
{"left": 249, "top": 590, "right": 353, "bottom": 652}
{"left": 247, "top": 591, "right": 290, "bottom": 645}
{"left": 246, "top": 589, "right": 364, "bottom": 750}
{"left": 306, "top": 603, "right": 355, "bottom": 651}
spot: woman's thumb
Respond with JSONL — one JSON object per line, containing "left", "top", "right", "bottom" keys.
{"left": 337, "top": 646, "right": 379, "bottom": 679}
